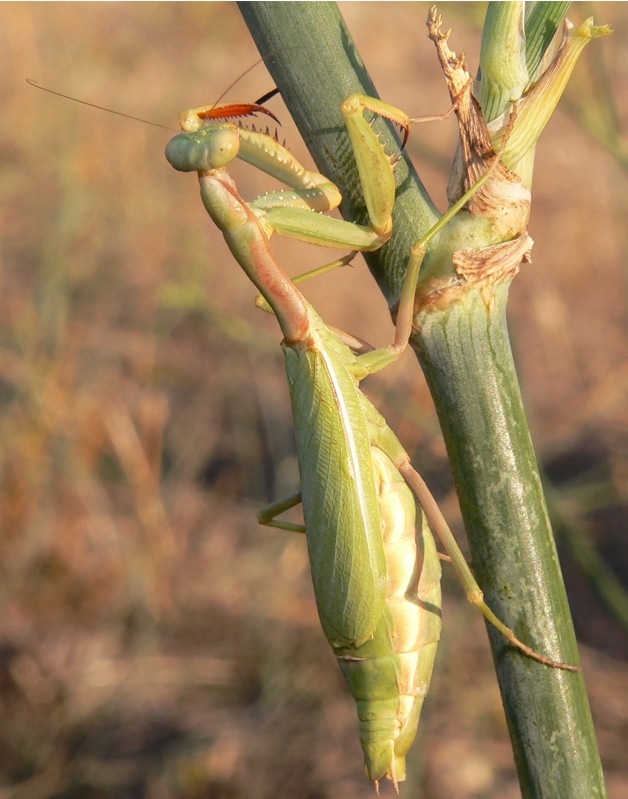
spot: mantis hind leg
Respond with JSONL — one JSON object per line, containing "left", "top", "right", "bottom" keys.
{"left": 371, "top": 421, "right": 579, "bottom": 673}
{"left": 257, "top": 490, "right": 305, "bottom": 533}
{"left": 398, "top": 459, "right": 580, "bottom": 673}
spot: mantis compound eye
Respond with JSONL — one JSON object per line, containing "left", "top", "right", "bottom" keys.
{"left": 165, "top": 126, "right": 240, "bottom": 173}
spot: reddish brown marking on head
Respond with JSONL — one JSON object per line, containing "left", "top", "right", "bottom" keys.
{"left": 197, "top": 102, "right": 281, "bottom": 126}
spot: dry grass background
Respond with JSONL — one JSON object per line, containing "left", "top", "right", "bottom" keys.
{"left": 1, "top": 2, "right": 627, "bottom": 798}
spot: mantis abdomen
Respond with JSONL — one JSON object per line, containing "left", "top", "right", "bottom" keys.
{"left": 335, "top": 445, "right": 442, "bottom": 786}
{"left": 285, "top": 309, "right": 442, "bottom": 787}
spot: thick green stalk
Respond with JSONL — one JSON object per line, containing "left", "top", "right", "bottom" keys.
{"left": 415, "top": 284, "right": 605, "bottom": 798}
{"left": 239, "top": 2, "right": 607, "bottom": 797}
{"left": 478, "top": 2, "right": 529, "bottom": 122}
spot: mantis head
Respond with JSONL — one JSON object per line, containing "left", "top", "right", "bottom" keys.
{"left": 167, "top": 101, "right": 282, "bottom": 174}
{"left": 165, "top": 124, "right": 241, "bottom": 173}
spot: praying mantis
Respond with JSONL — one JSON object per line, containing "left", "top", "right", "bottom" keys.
{"left": 165, "top": 89, "right": 578, "bottom": 790}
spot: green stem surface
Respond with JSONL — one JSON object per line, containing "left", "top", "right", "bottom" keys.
{"left": 415, "top": 283, "right": 605, "bottom": 798}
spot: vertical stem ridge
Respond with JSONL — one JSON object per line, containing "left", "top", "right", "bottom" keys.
{"left": 414, "top": 283, "right": 606, "bottom": 798}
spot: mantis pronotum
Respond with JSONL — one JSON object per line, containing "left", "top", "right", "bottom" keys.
{"left": 166, "top": 84, "right": 578, "bottom": 791}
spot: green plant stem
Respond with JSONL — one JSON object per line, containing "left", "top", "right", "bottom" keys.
{"left": 239, "top": 2, "right": 606, "bottom": 797}
{"left": 415, "top": 283, "right": 605, "bottom": 798}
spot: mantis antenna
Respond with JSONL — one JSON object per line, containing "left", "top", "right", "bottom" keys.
{"left": 26, "top": 57, "right": 279, "bottom": 131}
{"left": 25, "top": 78, "right": 175, "bottom": 130}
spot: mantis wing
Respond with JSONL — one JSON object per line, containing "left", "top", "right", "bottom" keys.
{"left": 283, "top": 315, "right": 387, "bottom": 648}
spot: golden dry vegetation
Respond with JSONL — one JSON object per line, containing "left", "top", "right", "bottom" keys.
{"left": 1, "top": 3, "right": 627, "bottom": 798}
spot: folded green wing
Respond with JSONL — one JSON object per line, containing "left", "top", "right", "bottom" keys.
{"left": 283, "top": 321, "right": 387, "bottom": 648}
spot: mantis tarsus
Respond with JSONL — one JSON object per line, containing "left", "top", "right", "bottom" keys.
{"left": 167, "top": 89, "right": 579, "bottom": 790}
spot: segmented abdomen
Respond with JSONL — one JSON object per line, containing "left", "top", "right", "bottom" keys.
{"left": 333, "top": 446, "right": 442, "bottom": 786}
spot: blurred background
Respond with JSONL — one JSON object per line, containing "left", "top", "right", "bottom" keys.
{"left": 1, "top": 3, "right": 626, "bottom": 797}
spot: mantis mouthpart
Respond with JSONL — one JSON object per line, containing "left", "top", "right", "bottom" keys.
{"left": 166, "top": 87, "right": 578, "bottom": 792}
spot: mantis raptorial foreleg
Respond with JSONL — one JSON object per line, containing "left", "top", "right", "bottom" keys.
{"left": 166, "top": 87, "right": 577, "bottom": 792}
